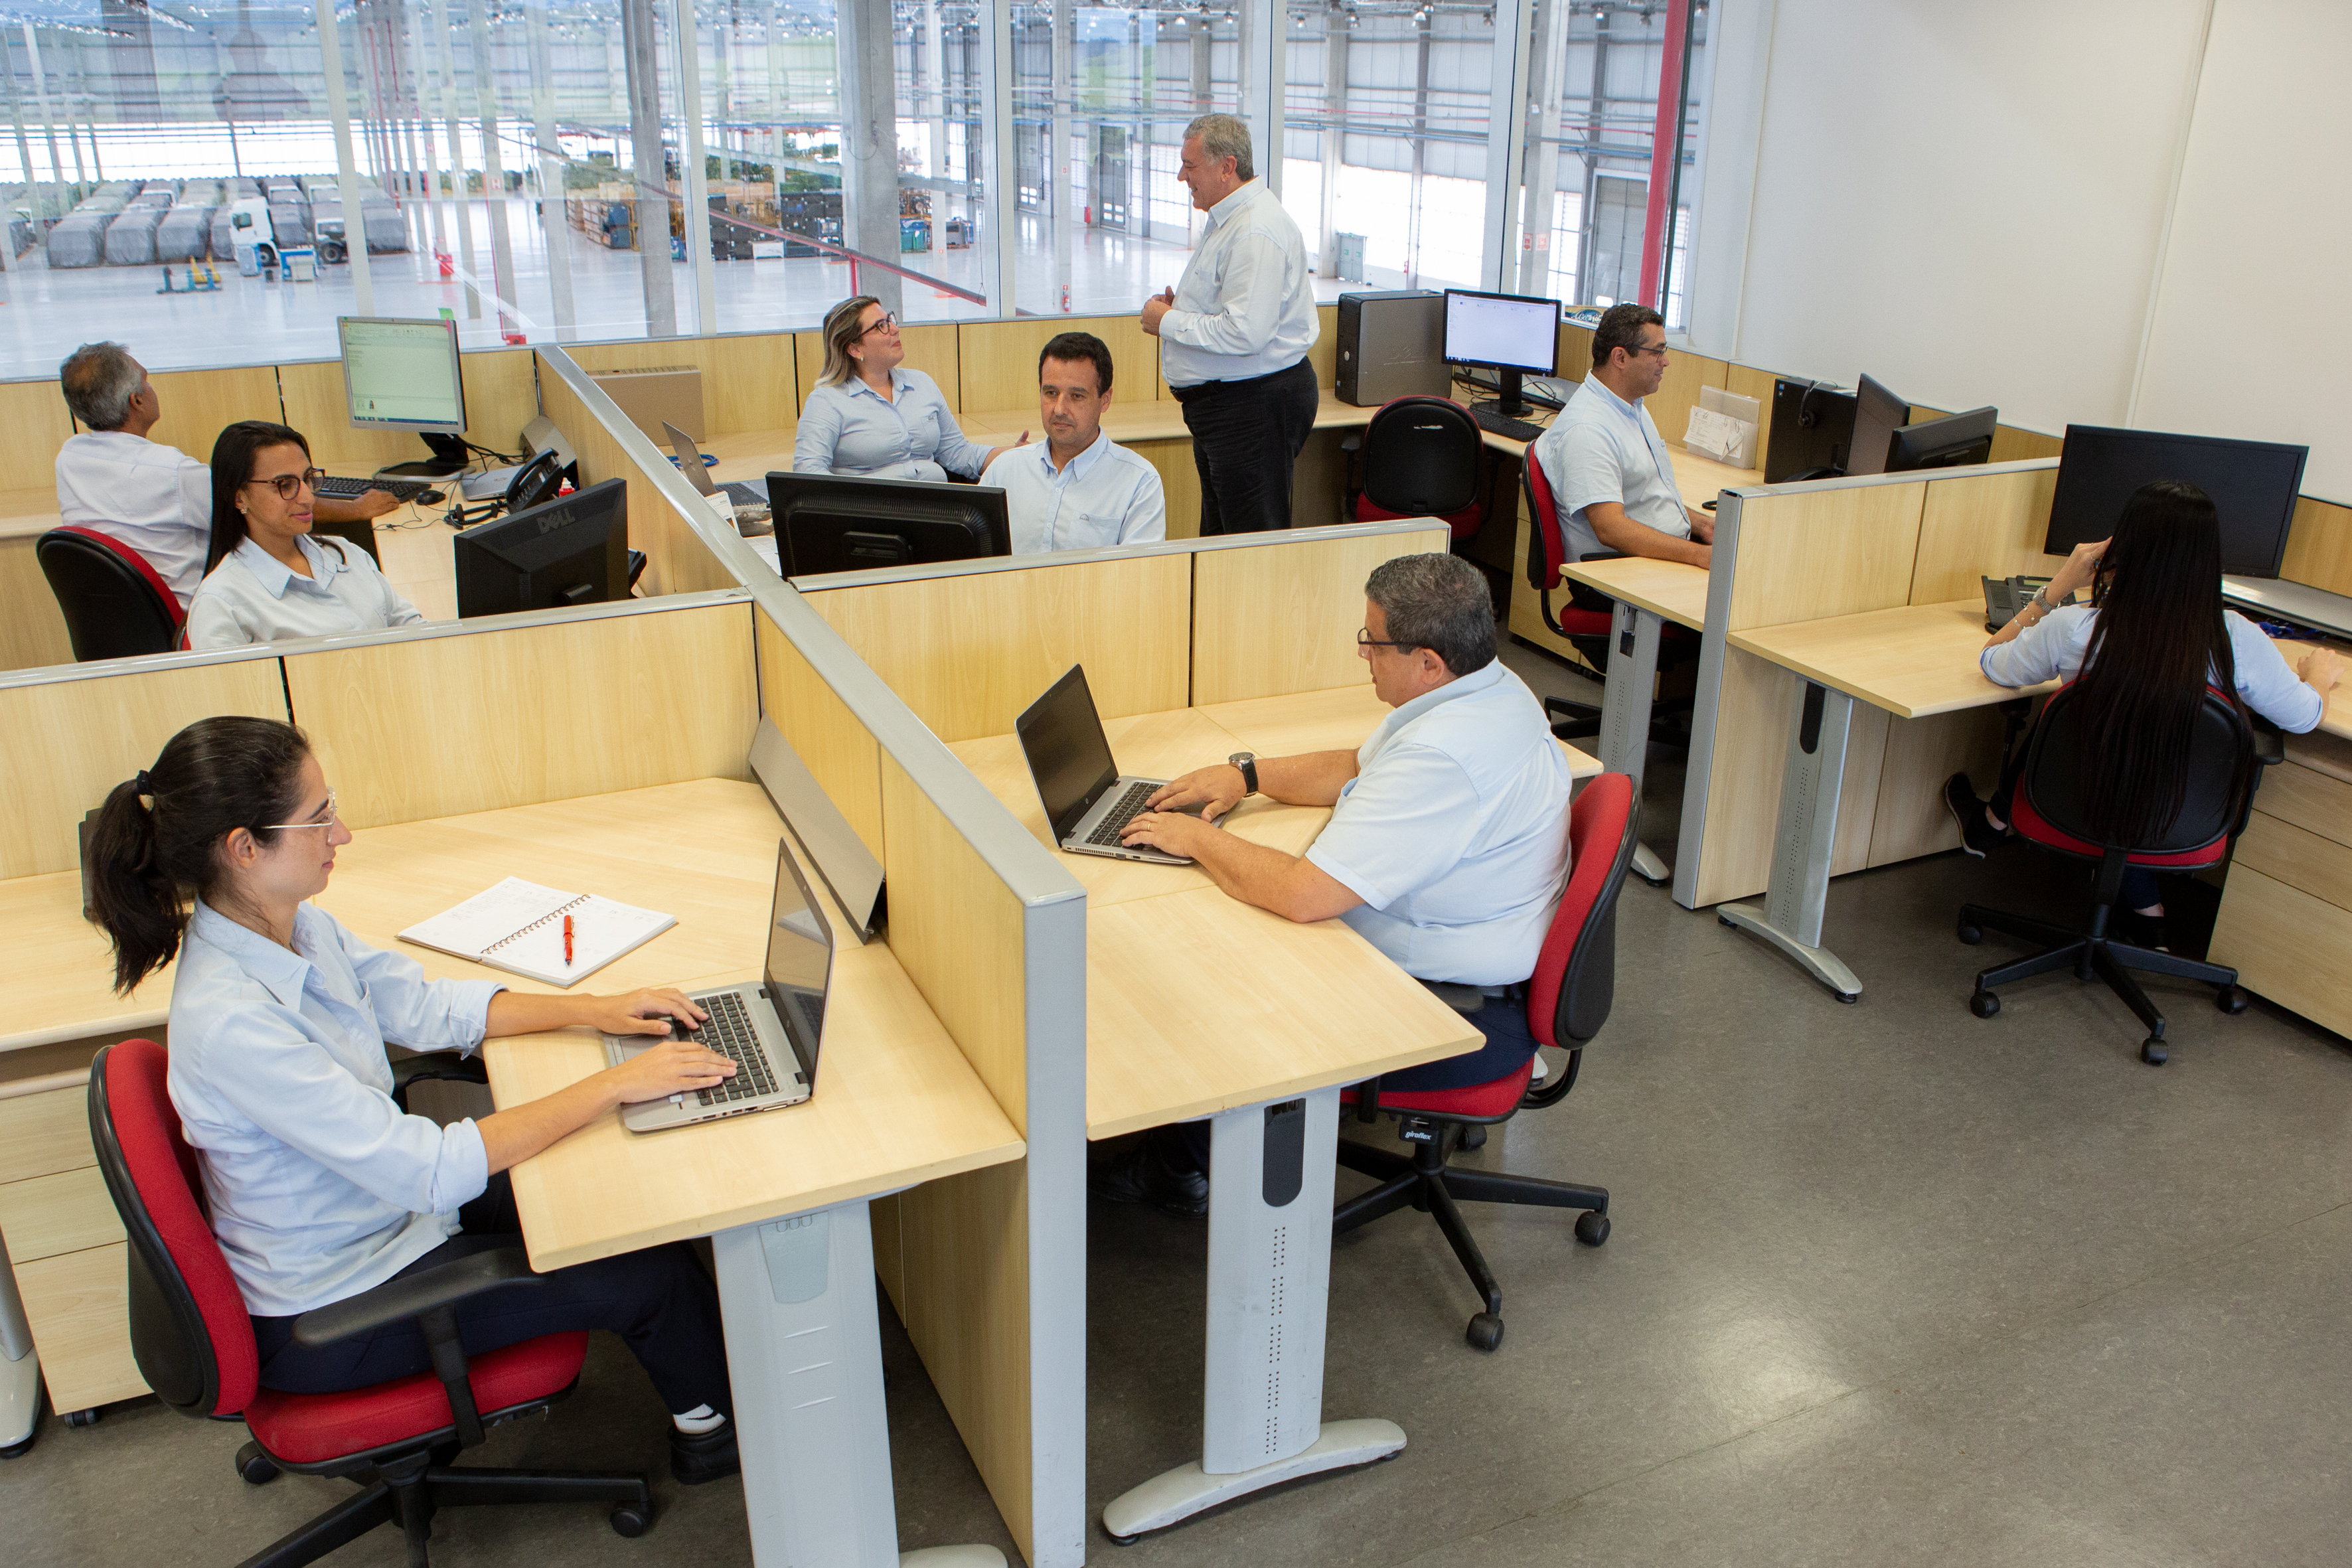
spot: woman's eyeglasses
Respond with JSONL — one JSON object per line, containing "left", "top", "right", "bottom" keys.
{"left": 857, "top": 311, "right": 900, "bottom": 339}
{"left": 262, "top": 789, "right": 340, "bottom": 832}
{"left": 244, "top": 468, "right": 327, "bottom": 501}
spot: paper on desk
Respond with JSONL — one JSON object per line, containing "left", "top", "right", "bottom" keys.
{"left": 400, "top": 876, "right": 676, "bottom": 987}
{"left": 1685, "top": 404, "right": 1757, "bottom": 469}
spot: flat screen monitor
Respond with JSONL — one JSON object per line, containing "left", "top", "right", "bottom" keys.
{"left": 1844, "top": 373, "right": 1911, "bottom": 478}
{"left": 2045, "top": 425, "right": 2308, "bottom": 579}
{"left": 1763, "top": 377, "right": 1856, "bottom": 483}
{"left": 454, "top": 478, "right": 629, "bottom": 618}
{"left": 766, "top": 471, "right": 1010, "bottom": 578}
{"left": 339, "top": 316, "right": 466, "bottom": 435}
{"left": 1885, "top": 405, "right": 1996, "bottom": 473}
{"left": 1442, "top": 288, "right": 1560, "bottom": 416}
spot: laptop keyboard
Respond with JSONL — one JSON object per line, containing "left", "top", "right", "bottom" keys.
{"left": 1083, "top": 780, "right": 1160, "bottom": 847}
{"left": 683, "top": 991, "right": 783, "bottom": 1106}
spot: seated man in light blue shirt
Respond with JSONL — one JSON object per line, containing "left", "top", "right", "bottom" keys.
{"left": 1529, "top": 303, "right": 1715, "bottom": 568}
{"left": 980, "top": 331, "right": 1165, "bottom": 555}
{"left": 1097, "top": 552, "right": 1575, "bottom": 1215}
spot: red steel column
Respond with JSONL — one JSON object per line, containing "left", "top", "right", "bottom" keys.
{"left": 1636, "top": 0, "right": 1691, "bottom": 307}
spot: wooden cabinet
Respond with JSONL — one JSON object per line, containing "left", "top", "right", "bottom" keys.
{"left": 2211, "top": 731, "right": 2352, "bottom": 1039}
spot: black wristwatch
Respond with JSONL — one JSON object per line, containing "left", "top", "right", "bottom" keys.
{"left": 1229, "top": 751, "right": 1259, "bottom": 797}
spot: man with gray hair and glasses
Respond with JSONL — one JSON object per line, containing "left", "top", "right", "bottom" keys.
{"left": 1140, "top": 112, "right": 1320, "bottom": 535}
{"left": 54, "top": 341, "right": 396, "bottom": 610}
{"left": 1097, "top": 552, "right": 1575, "bottom": 1214}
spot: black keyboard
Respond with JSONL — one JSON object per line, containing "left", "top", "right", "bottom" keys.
{"left": 315, "top": 473, "right": 436, "bottom": 501}
{"left": 720, "top": 481, "right": 767, "bottom": 508}
{"left": 1083, "top": 780, "right": 1159, "bottom": 848}
{"left": 1468, "top": 405, "right": 1547, "bottom": 444}
{"left": 681, "top": 991, "right": 785, "bottom": 1106}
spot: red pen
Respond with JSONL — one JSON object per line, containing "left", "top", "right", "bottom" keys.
{"left": 562, "top": 913, "right": 574, "bottom": 966}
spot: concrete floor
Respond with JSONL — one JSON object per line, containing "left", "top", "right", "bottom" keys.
{"left": 11, "top": 643, "right": 2352, "bottom": 1567}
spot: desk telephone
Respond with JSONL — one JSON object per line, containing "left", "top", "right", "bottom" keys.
{"left": 1982, "top": 575, "right": 2076, "bottom": 633}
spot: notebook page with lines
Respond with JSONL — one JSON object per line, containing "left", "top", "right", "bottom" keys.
{"left": 399, "top": 876, "right": 676, "bottom": 987}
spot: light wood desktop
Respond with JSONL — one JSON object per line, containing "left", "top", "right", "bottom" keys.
{"left": 1561, "top": 555, "right": 1711, "bottom": 631}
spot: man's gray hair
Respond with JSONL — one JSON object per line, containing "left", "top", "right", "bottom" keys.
{"left": 1183, "top": 112, "right": 1254, "bottom": 181}
{"left": 60, "top": 341, "right": 143, "bottom": 430}
{"left": 1365, "top": 552, "right": 1496, "bottom": 677}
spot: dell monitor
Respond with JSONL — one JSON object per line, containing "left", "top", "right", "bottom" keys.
{"left": 455, "top": 478, "right": 630, "bottom": 619}
{"left": 2045, "top": 425, "right": 2308, "bottom": 579}
{"left": 339, "top": 315, "right": 467, "bottom": 472}
{"left": 765, "top": 472, "right": 1010, "bottom": 578}
{"left": 1763, "top": 377, "right": 1857, "bottom": 483}
{"left": 1885, "top": 405, "right": 1996, "bottom": 473}
{"left": 1844, "top": 373, "right": 1911, "bottom": 478}
{"left": 1441, "top": 288, "right": 1560, "bottom": 418}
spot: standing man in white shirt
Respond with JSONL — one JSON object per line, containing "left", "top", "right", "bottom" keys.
{"left": 54, "top": 341, "right": 397, "bottom": 611}
{"left": 980, "top": 331, "right": 1165, "bottom": 555}
{"left": 1141, "top": 112, "right": 1320, "bottom": 536}
{"left": 1529, "top": 304, "right": 1715, "bottom": 569}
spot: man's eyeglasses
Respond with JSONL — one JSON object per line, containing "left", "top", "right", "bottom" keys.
{"left": 1626, "top": 341, "right": 1670, "bottom": 360}
{"left": 262, "top": 789, "right": 340, "bottom": 833}
{"left": 244, "top": 468, "right": 326, "bottom": 501}
{"left": 858, "top": 311, "right": 900, "bottom": 339}
{"left": 1357, "top": 629, "right": 1420, "bottom": 652}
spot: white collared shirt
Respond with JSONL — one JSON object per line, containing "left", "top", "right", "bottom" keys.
{"left": 1982, "top": 605, "right": 2326, "bottom": 733}
{"left": 166, "top": 900, "right": 506, "bottom": 1316}
{"left": 1304, "top": 662, "right": 1575, "bottom": 985}
{"left": 793, "top": 366, "right": 990, "bottom": 483}
{"left": 980, "top": 430, "right": 1166, "bottom": 555}
{"left": 1531, "top": 374, "right": 1691, "bottom": 564}
{"left": 54, "top": 429, "right": 214, "bottom": 608}
{"left": 184, "top": 533, "right": 426, "bottom": 650}
{"left": 1158, "top": 181, "right": 1320, "bottom": 388}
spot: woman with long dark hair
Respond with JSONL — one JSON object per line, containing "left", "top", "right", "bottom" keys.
{"left": 87, "top": 716, "right": 746, "bottom": 1482}
{"left": 183, "top": 421, "right": 426, "bottom": 649}
{"left": 1946, "top": 479, "right": 2343, "bottom": 947}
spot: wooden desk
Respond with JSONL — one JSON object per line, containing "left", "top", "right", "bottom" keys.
{"left": 1561, "top": 555, "right": 1711, "bottom": 631}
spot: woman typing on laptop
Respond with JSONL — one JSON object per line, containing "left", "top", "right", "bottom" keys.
{"left": 84, "top": 716, "right": 746, "bottom": 1484}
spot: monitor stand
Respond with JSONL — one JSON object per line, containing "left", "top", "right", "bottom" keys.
{"left": 1472, "top": 368, "right": 1533, "bottom": 419}
{"left": 378, "top": 431, "right": 470, "bottom": 480}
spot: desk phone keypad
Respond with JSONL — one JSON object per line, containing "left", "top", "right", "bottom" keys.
{"left": 685, "top": 992, "right": 780, "bottom": 1105}
{"left": 1085, "top": 781, "right": 1160, "bottom": 847}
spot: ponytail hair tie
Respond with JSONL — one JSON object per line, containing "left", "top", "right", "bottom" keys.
{"left": 133, "top": 769, "right": 155, "bottom": 799}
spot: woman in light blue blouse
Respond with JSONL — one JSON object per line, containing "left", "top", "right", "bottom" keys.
{"left": 86, "top": 716, "right": 749, "bottom": 1485}
{"left": 793, "top": 295, "right": 1024, "bottom": 481}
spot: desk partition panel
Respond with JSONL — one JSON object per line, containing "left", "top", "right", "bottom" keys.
{"left": 2282, "top": 495, "right": 2352, "bottom": 597}
{"left": 535, "top": 347, "right": 736, "bottom": 599}
{"left": 281, "top": 351, "right": 541, "bottom": 474}
{"left": 1190, "top": 522, "right": 1450, "bottom": 704}
{"left": 565, "top": 334, "right": 802, "bottom": 435}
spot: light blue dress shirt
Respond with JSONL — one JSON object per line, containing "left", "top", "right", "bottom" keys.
{"left": 165, "top": 900, "right": 505, "bottom": 1317}
{"left": 980, "top": 430, "right": 1166, "bottom": 554}
{"left": 1304, "top": 661, "right": 1575, "bottom": 985}
{"left": 1531, "top": 374, "right": 1692, "bottom": 564}
{"left": 1981, "top": 604, "right": 2325, "bottom": 733}
{"left": 184, "top": 534, "right": 426, "bottom": 651}
{"left": 793, "top": 366, "right": 990, "bottom": 483}
{"left": 1158, "top": 180, "right": 1321, "bottom": 388}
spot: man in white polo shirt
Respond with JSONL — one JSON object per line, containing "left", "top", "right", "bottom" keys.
{"left": 1529, "top": 303, "right": 1715, "bottom": 569}
{"left": 1093, "top": 552, "right": 1574, "bottom": 1215}
{"left": 979, "top": 331, "right": 1164, "bottom": 555}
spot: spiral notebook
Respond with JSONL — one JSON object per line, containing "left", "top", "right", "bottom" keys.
{"left": 399, "top": 877, "right": 676, "bottom": 987}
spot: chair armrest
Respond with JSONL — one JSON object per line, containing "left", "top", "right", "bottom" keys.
{"left": 2250, "top": 711, "right": 2286, "bottom": 767}
{"left": 1575, "top": 550, "right": 1627, "bottom": 563}
{"left": 389, "top": 1050, "right": 489, "bottom": 1112}
{"left": 291, "top": 1246, "right": 541, "bottom": 1349}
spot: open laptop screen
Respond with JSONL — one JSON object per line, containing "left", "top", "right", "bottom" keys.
{"left": 1016, "top": 665, "right": 1120, "bottom": 841}
{"left": 663, "top": 422, "right": 719, "bottom": 496}
{"left": 765, "top": 842, "right": 834, "bottom": 1083}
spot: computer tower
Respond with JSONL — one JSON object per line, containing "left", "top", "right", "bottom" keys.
{"left": 1336, "top": 290, "right": 1449, "bottom": 406}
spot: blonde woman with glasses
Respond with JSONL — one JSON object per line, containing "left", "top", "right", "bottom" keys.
{"left": 793, "top": 295, "right": 1024, "bottom": 481}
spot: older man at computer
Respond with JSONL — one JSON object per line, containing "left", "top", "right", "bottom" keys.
{"left": 979, "top": 331, "right": 1164, "bottom": 555}
{"left": 1098, "top": 552, "right": 1575, "bottom": 1215}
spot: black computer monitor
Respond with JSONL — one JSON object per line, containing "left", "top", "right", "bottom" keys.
{"left": 1885, "top": 406, "right": 1996, "bottom": 473}
{"left": 2045, "top": 425, "right": 2308, "bottom": 579}
{"left": 1844, "top": 373, "right": 1911, "bottom": 478}
{"left": 454, "top": 478, "right": 629, "bottom": 618}
{"left": 1441, "top": 287, "right": 1560, "bottom": 418}
{"left": 1763, "top": 377, "right": 1857, "bottom": 483}
{"left": 765, "top": 472, "right": 1010, "bottom": 578}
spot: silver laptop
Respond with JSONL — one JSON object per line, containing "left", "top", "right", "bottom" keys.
{"left": 1014, "top": 665, "right": 1204, "bottom": 866}
{"left": 663, "top": 420, "right": 773, "bottom": 525}
{"left": 605, "top": 841, "right": 832, "bottom": 1133}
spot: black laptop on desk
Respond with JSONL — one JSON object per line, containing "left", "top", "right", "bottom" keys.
{"left": 1014, "top": 666, "right": 1204, "bottom": 866}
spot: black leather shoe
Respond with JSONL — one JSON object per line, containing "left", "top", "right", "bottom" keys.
{"left": 1089, "top": 1132, "right": 1209, "bottom": 1219}
{"left": 670, "top": 1421, "right": 741, "bottom": 1486}
{"left": 1944, "top": 773, "right": 2007, "bottom": 858}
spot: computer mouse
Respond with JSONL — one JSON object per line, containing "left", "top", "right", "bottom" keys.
{"left": 418, "top": 489, "right": 445, "bottom": 506}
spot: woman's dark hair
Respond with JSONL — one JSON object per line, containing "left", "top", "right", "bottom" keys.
{"left": 88, "top": 716, "right": 312, "bottom": 994}
{"left": 206, "top": 421, "right": 312, "bottom": 573}
{"left": 2070, "top": 479, "right": 2244, "bottom": 844}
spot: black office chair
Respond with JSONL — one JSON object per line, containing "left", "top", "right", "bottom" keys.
{"left": 1958, "top": 682, "right": 2281, "bottom": 1065}
{"left": 1348, "top": 396, "right": 1486, "bottom": 540}
{"left": 37, "top": 525, "right": 185, "bottom": 661}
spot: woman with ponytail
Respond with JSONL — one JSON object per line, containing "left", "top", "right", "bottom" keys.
{"left": 87, "top": 716, "right": 747, "bottom": 1483}
{"left": 1945, "top": 479, "right": 2343, "bottom": 948}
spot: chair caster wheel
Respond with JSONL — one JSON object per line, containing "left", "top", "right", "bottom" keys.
{"left": 1956, "top": 922, "right": 1982, "bottom": 945}
{"left": 235, "top": 1440, "right": 279, "bottom": 1484}
{"left": 1466, "top": 1312, "right": 1505, "bottom": 1351}
{"left": 2216, "top": 986, "right": 2248, "bottom": 1015}
{"left": 1575, "top": 1210, "right": 1610, "bottom": 1246}
{"left": 609, "top": 1502, "right": 650, "bottom": 1537}
{"left": 1458, "top": 1123, "right": 1488, "bottom": 1151}
{"left": 1105, "top": 1529, "right": 1138, "bottom": 1547}
{"left": 1968, "top": 990, "right": 2000, "bottom": 1019}
{"left": 60, "top": 1408, "right": 100, "bottom": 1429}
{"left": 2141, "top": 1038, "right": 2167, "bottom": 1066}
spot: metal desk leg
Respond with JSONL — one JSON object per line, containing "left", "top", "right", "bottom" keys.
{"left": 1715, "top": 680, "right": 1863, "bottom": 1001}
{"left": 1, "top": 1228, "right": 41, "bottom": 1456}
{"left": 712, "top": 1201, "right": 1006, "bottom": 1568}
{"left": 1101, "top": 1088, "right": 1404, "bottom": 1542}
{"left": 1596, "top": 601, "right": 1670, "bottom": 886}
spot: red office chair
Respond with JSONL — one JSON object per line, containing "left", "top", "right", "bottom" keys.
{"left": 37, "top": 525, "right": 184, "bottom": 661}
{"left": 1520, "top": 451, "right": 1696, "bottom": 744}
{"left": 86, "top": 1039, "right": 651, "bottom": 1567}
{"left": 1334, "top": 772, "right": 1640, "bottom": 1352}
{"left": 1350, "top": 396, "right": 1486, "bottom": 539}
{"left": 1958, "top": 684, "right": 2280, "bottom": 1065}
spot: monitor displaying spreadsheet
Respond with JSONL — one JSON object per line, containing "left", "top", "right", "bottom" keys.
{"left": 338, "top": 316, "right": 467, "bottom": 434}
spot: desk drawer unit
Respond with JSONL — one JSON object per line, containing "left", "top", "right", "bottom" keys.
{"left": 2211, "top": 747, "right": 2352, "bottom": 1039}
{"left": 0, "top": 1078, "right": 148, "bottom": 1415}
